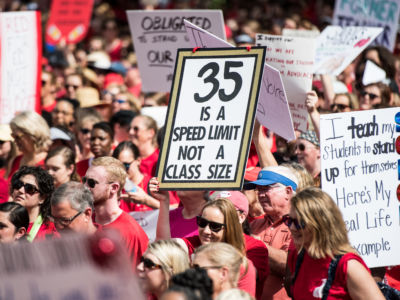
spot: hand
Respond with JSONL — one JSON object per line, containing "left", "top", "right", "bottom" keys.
{"left": 149, "top": 177, "right": 169, "bottom": 203}
{"left": 120, "top": 186, "right": 148, "bottom": 205}
{"left": 305, "top": 90, "right": 318, "bottom": 113}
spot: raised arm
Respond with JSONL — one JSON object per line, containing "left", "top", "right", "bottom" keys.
{"left": 306, "top": 91, "right": 320, "bottom": 141}
{"left": 253, "top": 119, "right": 278, "bottom": 168}
{"left": 149, "top": 177, "right": 171, "bottom": 240}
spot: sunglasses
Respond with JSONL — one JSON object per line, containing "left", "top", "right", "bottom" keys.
{"left": 82, "top": 177, "right": 99, "bottom": 188}
{"left": 361, "top": 91, "right": 379, "bottom": 100}
{"left": 13, "top": 180, "right": 40, "bottom": 195}
{"left": 296, "top": 143, "right": 306, "bottom": 151}
{"left": 65, "top": 84, "right": 80, "bottom": 89}
{"left": 123, "top": 162, "right": 132, "bottom": 171}
{"left": 282, "top": 214, "right": 306, "bottom": 230}
{"left": 112, "top": 99, "right": 127, "bottom": 104}
{"left": 80, "top": 128, "right": 91, "bottom": 135}
{"left": 140, "top": 256, "right": 162, "bottom": 270}
{"left": 330, "top": 103, "right": 349, "bottom": 111}
{"left": 196, "top": 216, "right": 225, "bottom": 233}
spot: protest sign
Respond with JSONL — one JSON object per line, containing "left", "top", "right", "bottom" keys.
{"left": 0, "top": 232, "right": 143, "bottom": 299}
{"left": 282, "top": 28, "right": 320, "bottom": 38}
{"left": 314, "top": 26, "right": 383, "bottom": 76}
{"left": 333, "top": 0, "right": 400, "bottom": 51}
{"left": 46, "top": 0, "right": 94, "bottom": 45}
{"left": 127, "top": 10, "right": 226, "bottom": 93}
{"left": 185, "top": 20, "right": 295, "bottom": 141}
{"left": 0, "top": 11, "right": 41, "bottom": 123}
{"left": 141, "top": 106, "right": 168, "bottom": 129}
{"left": 130, "top": 210, "right": 158, "bottom": 242}
{"left": 255, "top": 34, "right": 316, "bottom": 132}
{"left": 362, "top": 60, "right": 387, "bottom": 86}
{"left": 321, "top": 108, "right": 400, "bottom": 267}
{"left": 156, "top": 47, "right": 265, "bottom": 190}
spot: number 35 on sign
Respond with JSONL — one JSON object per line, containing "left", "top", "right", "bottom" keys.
{"left": 157, "top": 47, "right": 266, "bottom": 190}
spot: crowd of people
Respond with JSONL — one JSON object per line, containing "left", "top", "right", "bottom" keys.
{"left": 0, "top": 0, "right": 400, "bottom": 299}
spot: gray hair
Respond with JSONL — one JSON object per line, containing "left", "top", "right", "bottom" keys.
{"left": 51, "top": 182, "right": 94, "bottom": 211}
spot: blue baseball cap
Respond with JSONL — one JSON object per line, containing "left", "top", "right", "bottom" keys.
{"left": 244, "top": 166, "right": 297, "bottom": 191}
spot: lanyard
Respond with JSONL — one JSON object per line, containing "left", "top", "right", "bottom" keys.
{"left": 27, "top": 214, "right": 43, "bottom": 242}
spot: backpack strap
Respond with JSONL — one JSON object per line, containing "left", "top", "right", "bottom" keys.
{"left": 321, "top": 254, "right": 344, "bottom": 300}
{"left": 292, "top": 249, "right": 305, "bottom": 287}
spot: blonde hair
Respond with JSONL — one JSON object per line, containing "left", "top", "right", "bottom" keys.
{"left": 291, "top": 187, "right": 356, "bottom": 259}
{"left": 281, "top": 162, "right": 313, "bottom": 192}
{"left": 135, "top": 115, "right": 158, "bottom": 146}
{"left": 10, "top": 111, "right": 51, "bottom": 152}
{"left": 147, "top": 239, "right": 190, "bottom": 287}
{"left": 216, "top": 288, "right": 254, "bottom": 300}
{"left": 194, "top": 242, "right": 245, "bottom": 288}
{"left": 202, "top": 199, "right": 245, "bottom": 254}
{"left": 91, "top": 156, "right": 126, "bottom": 195}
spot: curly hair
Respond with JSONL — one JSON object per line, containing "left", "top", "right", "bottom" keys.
{"left": 10, "top": 166, "right": 55, "bottom": 221}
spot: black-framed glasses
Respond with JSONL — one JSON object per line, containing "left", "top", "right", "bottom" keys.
{"left": 192, "top": 263, "right": 223, "bottom": 270}
{"left": 282, "top": 214, "right": 306, "bottom": 230}
{"left": 12, "top": 180, "right": 40, "bottom": 195}
{"left": 49, "top": 211, "right": 83, "bottom": 226}
{"left": 361, "top": 91, "right": 379, "bottom": 100}
{"left": 80, "top": 128, "right": 91, "bottom": 135}
{"left": 82, "top": 177, "right": 99, "bottom": 188}
{"left": 140, "top": 256, "right": 162, "bottom": 270}
{"left": 196, "top": 216, "right": 225, "bottom": 233}
{"left": 330, "top": 103, "right": 349, "bottom": 111}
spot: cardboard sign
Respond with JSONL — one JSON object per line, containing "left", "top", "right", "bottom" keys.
{"left": 0, "top": 11, "right": 41, "bottom": 123}
{"left": 333, "top": 0, "right": 400, "bottom": 51}
{"left": 282, "top": 28, "right": 320, "bottom": 38}
{"left": 255, "top": 34, "right": 316, "bottom": 132}
{"left": 362, "top": 60, "right": 387, "bottom": 86}
{"left": 0, "top": 232, "right": 144, "bottom": 299}
{"left": 321, "top": 108, "right": 400, "bottom": 268}
{"left": 314, "top": 26, "right": 383, "bottom": 76}
{"left": 46, "top": 0, "right": 94, "bottom": 45}
{"left": 130, "top": 210, "right": 158, "bottom": 242}
{"left": 185, "top": 20, "right": 295, "bottom": 141}
{"left": 141, "top": 106, "right": 168, "bottom": 129}
{"left": 126, "top": 10, "right": 226, "bottom": 93}
{"left": 157, "top": 47, "right": 266, "bottom": 190}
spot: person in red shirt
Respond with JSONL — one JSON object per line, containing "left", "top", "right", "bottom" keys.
{"left": 10, "top": 166, "right": 58, "bottom": 241}
{"left": 287, "top": 188, "right": 384, "bottom": 300}
{"left": 84, "top": 156, "right": 149, "bottom": 268}
{"left": 129, "top": 115, "right": 159, "bottom": 178}
{"left": 50, "top": 182, "right": 98, "bottom": 235}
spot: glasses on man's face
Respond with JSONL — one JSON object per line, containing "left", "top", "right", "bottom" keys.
{"left": 140, "top": 256, "right": 162, "bottom": 270}
{"left": 13, "top": 180, "right": 40, "bottom": 195}
{"left": 82, "top": 177, "right": 99, "bottom": 188}
{"left": 80, "top": 128, "right": 91, "bottom": 135}
{"left": 282, "top": 214, "right": 306, "bottom": 230}
{"left": 361, "top": 91, "right": 379, "bottom": 100}
{"left": 196, "top": 216, "right": 225, "bottom": 233}
{"left": 49, "top": 211, "right": 83, "bottom": 227}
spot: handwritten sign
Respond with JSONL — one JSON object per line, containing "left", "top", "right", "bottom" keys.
{"left": 314, "top": 26, "right": 383, "bottom": 76}
{"left": 282, "top": 28, "right": 320, "bottom": 38}
{"left": 156, "top": 47, "right": 265, "bottom": 190}
{"left": 321, "top": 108, "right": 400, "bottom": 268}
{"left": 130, "top": 210, "right": 158, "bottom": 242}
{"left": 46, "top": 0, "right": 94, "bottom": 45}
{"left": 362, "top": 60, "right": 387, "bottom": 86}
{"left": 255, "top": 34, "right": 316, "bottom": 132}
{"left": 185, "top": 20, "right": 295, "bottom": 141}
{"left": 333, "top": 0, "right": 400, "bottom": 51}
{"left": 0, "top": 11, "right": 41, "bottom": 123}
{"left": 0, "top": 232, "right": 144, "bottom": 299}
{"left": 127, "top": 10, "right": 226, "bottom": 93}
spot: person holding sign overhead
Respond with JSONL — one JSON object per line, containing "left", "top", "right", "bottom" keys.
{"left": 287, "top": 187, "right": 385, "bottom": 300}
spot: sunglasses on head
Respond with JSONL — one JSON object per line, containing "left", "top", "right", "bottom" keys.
{"left": 196, "top": 216, "right": 225, "bottom": 233}
{"left": 82, "top": 177, "right": 99, "bottom": 188}
{"left": 140, "top": 256, "right": 162, "bottom": 270}
{"left": 13, "top": 180, "right": 39, "bottom": 195}
{"left": 361, "top": 91, "right": 379, "bottom": 100}
{"left": 80, "top": 128, "right": 91, "bottom": 135}
{"left": 282, "top": 214, "right": 306, "bottom": 230}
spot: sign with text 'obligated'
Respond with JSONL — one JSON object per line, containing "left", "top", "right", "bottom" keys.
{"left": 127, "top": 10, "right": 225, "bottom": 93}
{"left": 321, "top": 108, "right": 400, "bottom": 268}
{"left": 157, "top": 47, "right": 266, "bottom": 190}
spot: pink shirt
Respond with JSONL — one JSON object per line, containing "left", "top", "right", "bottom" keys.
{"left": 169, "top": 207, "right": 198, "bottom": 238}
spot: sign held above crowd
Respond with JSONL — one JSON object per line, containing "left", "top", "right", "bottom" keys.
{"left": 321, "top": 108, "right": 400, "bottom": 268}
{"left": 127, "top": 10, "right": 226, "bottom": 93}
{"left": 157, "top": 47, "right": 266, "bottom": 190}
{"left": 184, "top": 20, "right": 295, "bottom": 141}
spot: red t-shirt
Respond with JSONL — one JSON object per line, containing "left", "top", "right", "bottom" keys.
{"left": 288, "top": 251, "right": 369, "bottom": 300}
{"left": 27, "top": 220, "right": 59, "bottom": 241}
{"left": 386, "top": 265, "right": 400, "bottom": 290}
{"left": 139, "top": 148, "right": 159, "bottom": 178}
{"left": 182, "top": 235, "right": 256, "bottom": 297}
{"left": 76, "top": 158, "right": 90, "bottom": 178}
{"left": 8, "top": 155, "right": 45, "bottom": 181}
{"left": 103, "top": 211, "right": 149, "bottom": 268}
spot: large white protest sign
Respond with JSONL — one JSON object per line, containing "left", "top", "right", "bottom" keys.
{"left": 255, "top": 34, "right": 315, "bottom": 132}
{"left": 362, "top": 60, "right": 387, "bottom": 86}
{"left": 321, "top": 108, "right": 400, "bottom": 268}
{"left": 0, "top": 232, "right": 143, "bottom": 299}
{"left": 282, "top": 28, "right": 320, "bottom": 38}
{"left": 184, "top": 20, "right": 295, "bottom": 141}
{"left": 314, "top": 26, "right": 383, "bottom": 76}
{"left": 127, "top": 10, "right": 225, "bottom": 92}
{"left": 130, "top": 209, "right": 159, "bottom": 242}
{"left": 333, "top": 0, "right": 400, "bottom": 51}
{"left": 157, "top": 47, "right": 265, "bottom": 190}
{"left": 0, "top": 11, "right": 41, "bottom": 123}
